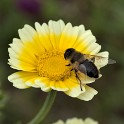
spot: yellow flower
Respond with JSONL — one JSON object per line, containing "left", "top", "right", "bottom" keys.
{"left": 53, "top": 117, "right": 98, "bottom": 124}
{"left": 8, "top": 20, "right": 108, "bottom": 101}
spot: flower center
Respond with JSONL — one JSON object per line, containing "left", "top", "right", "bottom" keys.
{"left": 37, "top": 50, "right": 71, "bottom": 81}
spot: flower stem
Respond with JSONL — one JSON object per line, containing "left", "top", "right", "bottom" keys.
{"left": 28, "top": 90, "right": 57, "bottom": 124}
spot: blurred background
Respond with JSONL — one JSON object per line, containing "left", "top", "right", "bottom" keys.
{"left": 0, "top": 0, "right": 124, "bottom": 124}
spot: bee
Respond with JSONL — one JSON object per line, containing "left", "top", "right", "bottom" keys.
{"left": 64, "top": 48, "right": 115, "bottom": 91}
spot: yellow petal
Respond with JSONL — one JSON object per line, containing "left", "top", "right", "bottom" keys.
{"left": 59, "top": 23, "right": 79, "bottom": 50}
{"left": 8, "top": 38, "right": 38, "bottom": 71}
{"left": 35, "top": 22, "right": 53, "bottom": 50}
{"left": 25, "top": 77, "right": 40, "bottom": 88}
{"left": 35, "top": 77, "right": 52, "bottom": 92}
{"left": 10, "top": 38, "right": 38, "bottom": 59}
{"left": 48, "top": 20, "right": 65, "bottom": 49}
{"left": 74, "top": 30, "right": 96, "bottom": 53}
{"left": 49, "top": 80, "right": 69, "bottom": 91}
{"left": 8, "top": 71, "right": 39, "bottom": 89}
{"left": 8, "top": 58, "right": 36, "bottom": 72}
{"left": 64, "top": 78, "right": 85, "bottom": 97}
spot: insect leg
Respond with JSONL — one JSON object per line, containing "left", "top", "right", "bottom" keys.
{"left": 91, "top": 57, "right": 95, "bottom": 63}
{"left": 66, "top": 63, "right": 71, "bottom": 66}
{"left": 74, "top": 70, "right": 83, "bottom": 91}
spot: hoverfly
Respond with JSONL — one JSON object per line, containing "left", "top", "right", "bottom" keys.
{"left": 64, "top": 48, "right": 116, "bottom": 91}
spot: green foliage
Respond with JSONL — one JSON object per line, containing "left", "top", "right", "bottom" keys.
{"left": 0, "top": 83, "right": 8, "bottom": 123}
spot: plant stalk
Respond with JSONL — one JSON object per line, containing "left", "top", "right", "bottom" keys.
{"left": 28, "top": 90, "right": 57, "bottom": 124}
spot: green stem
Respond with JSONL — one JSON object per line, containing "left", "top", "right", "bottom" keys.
{"left": 28, "top": 90, "right": 57, "bottom": 124}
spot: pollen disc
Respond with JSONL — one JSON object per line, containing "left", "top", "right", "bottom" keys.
{"left": 37, "top": 50, "right": 71, "bottom": 81}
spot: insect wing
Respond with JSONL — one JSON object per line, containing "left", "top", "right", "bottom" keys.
{"left": 77, "top": 64, "right": 96, "bottom": 84}
{"left": 94, "top": 56, "right": 116, "bottom": 64}
{"left": 78, "top": 64, "right": 87, "bottom": 82}
{"left": 84, "top": 53, "right": 116, "bottom": 68}
{"left": 108, "top": 59, "right": 116, "bottom": 64}
{"left": 78, "top": 63, "right": 87, "bottom": 74}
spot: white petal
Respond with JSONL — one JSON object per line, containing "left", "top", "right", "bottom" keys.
{"left": 90, "top": 44, "right": 101, "bottom": 55}
{"left": 59, "top": 20, "right": 66, "bottom": 31}
{"left": 59, "top": 24, "right": 79, "bottom": 50}
{"left": 35, "top": 22, "right": 49, "bottom": 35}
{"left": 9, "top": 33, "right": 38, "bottom": 70}
{"left": 13, "top": 82, "right": 29, "bottom": 89}
{"left": 49, "top": 81, "right": 69, "bottom": 91}
{"left": 95, "top": 51, "right": 109, "bottom": 69}
{"left": 8, "top": 48, "right": 18, "bottom": 59}
{"left": 48, "top": 20, "right": 65, "bottom": 35}
{"left": 77, "top": 73, "right": 96, "bottom": 84}
{"left": 25, "top": 78, "right": 40, "bottom": 88}
{"left": 65, "top": 85, "right": 85, "bottom": 98}
{"left": 18, "top": 25, "right": 36, "bottom": 42}
{"left": 81, "top": 30, "right": 96, "bottom": 45}
{"left": 81, "top": 30, "right": 95, "bottom": 41}
{"left": 53, "top": 120, "right": 64, "bottom": 124}
{"left": 35, "top": 78, "right": 51, "bottom": 92}
{"left": 78, "top": 25, "right": 85, "bottom": 35}
{"left": 75, "top": 30, "right": 97, "bottom": 52}
{"left": 48, "top": 20, "right": 65, "bottom": 49}
{"left": 9, "top": 38, "right": 38, "bottom": 61}
{"left": 62, "top": 23, "right": 72, "bottom": 34}
{"left": 8, "top": 71, "right": 39, "bottom": 89}
{"left": 77, "top": 85, "right": 98, "bottom": 101}
{"left": 8, "top": 58, "right": 36, "bottom": 71}
{"left": 8, "top": 58, "right": 20, "bottom": 70}
{"left": 35, "top": 22, "right": 53, "bottom": 50}
{"left": 83, "top": 43, "right": 101, "bottom": 54}
{"left": 84, "top": 118, "right": 98, "bottom": 124}
{"left": 9, "top": 38, "right": 23, "bottom": 53}
{"left": 24, "top": 24, "right": 36, "bottom": 37}
{"left": 66, "top": 118, "right": 83, "bottom": 124}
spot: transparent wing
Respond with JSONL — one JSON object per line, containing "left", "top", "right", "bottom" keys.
{"left": 108, "top": 59, "right": 116, "bottom": 64}
{"left": 85, "top": 52, "right": 116, "bottom": 68}
{"left": 78, "top": 64, "right": 87, "bottom": 74}
{"left": 75, "top": 64, "right": 87, "bottom": 91}
{"left": 77, "top": 64, "right": 87, "bottom": 84}
{"left": 75, "top": 63, "right": 101, "bottom": 91}
{"left": 94, "top": 56, "right": 116, "bottom": 65}
{"left": 78, "top": 63, "right": 99, "bottom": 82}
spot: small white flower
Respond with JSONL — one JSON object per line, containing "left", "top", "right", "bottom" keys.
{"left": 53, "top": 117, "right": 98, "bottom": 124}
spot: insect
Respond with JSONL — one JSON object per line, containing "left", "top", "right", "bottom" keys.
{"left": 64, "top": 48, "right": 115, "bottom": 91}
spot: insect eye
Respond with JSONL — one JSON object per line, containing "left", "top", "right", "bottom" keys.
{"left": 64, "top": 48, "right": 75, "bottom": 59}
{"left": 67, "top": 48, "right": 75, "bottom": 54}
{"left": 68, "top": 50, "right": 72, "bottom": 54}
